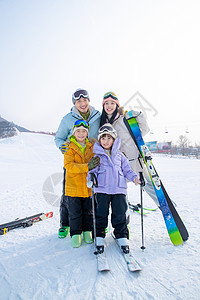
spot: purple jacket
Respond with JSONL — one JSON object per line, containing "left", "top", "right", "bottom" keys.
{"left": 88, "top": 138, "right": 137, "bottom": 195}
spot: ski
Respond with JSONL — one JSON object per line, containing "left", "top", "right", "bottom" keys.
{"left": 112, "top": 235, "right": 142, "bottom": 272}
{"left": 128, "top": 202, "right": 158, "bottom": 214}
{"left": 124, "top": 111, "right": 188, "bottom": 246}
{"left": 0, "top": 212, "right": 53, "bottom": 235}
{"left": 94, "top": 246, "right": 110, "bottom": 272}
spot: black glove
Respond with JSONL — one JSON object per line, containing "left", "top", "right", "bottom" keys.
{"left": 88, "top": 156, "right": 100, "bottom": 171}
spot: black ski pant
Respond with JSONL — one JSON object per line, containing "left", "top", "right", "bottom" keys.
{"left": 59, "top": 168, "right": 69, "bottom": 227}
{"left": 95, "top": 193, "right": 129, "bottom": 239}
{"left": 66, "top": 196, "right": 93, "bottom": 237}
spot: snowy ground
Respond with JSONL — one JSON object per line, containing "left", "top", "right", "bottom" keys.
{"left": 0, "top": 133, "right": 200, "bottom": 300}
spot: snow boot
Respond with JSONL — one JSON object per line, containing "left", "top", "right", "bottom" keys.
{"left": 58, "top": 226, "right": 70, "bottom": 239}
{"left": 71, "top": 234, "right": 81, "bottom": 248}
{"left": 83, "top": 231, "right": 93, "bottom": 244}
{"left": 117, "top": 238, "right": 130, "bottom": 254}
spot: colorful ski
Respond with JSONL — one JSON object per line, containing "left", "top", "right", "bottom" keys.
{"left": 128, "top": 202, "right": 158, "bottom": 214}
{"left": 112, "top": 235, "right": 142, "bottom": 272}
{"left": 124, "top": 111, "right": 187, "bottom": 246}
{"left": 0, "top": 212, "right": 53, "bottom": 235}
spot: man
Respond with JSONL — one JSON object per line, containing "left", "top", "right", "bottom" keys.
{"left": 55, "top": 89, "right": 101, "bottom": 238}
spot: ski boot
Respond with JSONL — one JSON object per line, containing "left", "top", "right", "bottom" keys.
{"left": 117, "top": 238, "right": 130, "bottom": 254}
{"left": 83, "top": 231, "right": 93, "bottom": 244}
{"left": 71, "top": 234, "right": 81, "bottom": 248}
{"left": 58, "top": 226, "right": 70, "bottom": 239}
{"left": 94, "top": 237, "right": 105, "bottom": 254}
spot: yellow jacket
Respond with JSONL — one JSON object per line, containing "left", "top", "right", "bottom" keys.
{"left": 64, "top": 137, "right": 94, "bottom": 197}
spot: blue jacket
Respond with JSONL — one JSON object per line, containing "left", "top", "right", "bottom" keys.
{"left": 55, "top": 105, "right": 101, "bottom": 150}
{"left": 88, "top": 138, "right": 137, "bottom": 195}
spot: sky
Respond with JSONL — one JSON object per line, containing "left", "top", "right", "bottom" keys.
{"left": 1, "top": 0, "right": 200, "bottom": 145}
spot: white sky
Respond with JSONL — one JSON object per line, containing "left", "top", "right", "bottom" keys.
{"left": 1, "top": 0, "right": 200, "bottom": 144}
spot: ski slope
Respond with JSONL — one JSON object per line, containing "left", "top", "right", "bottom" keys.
{"left": 0, "top": 132, "right": 200, "bottom": 300}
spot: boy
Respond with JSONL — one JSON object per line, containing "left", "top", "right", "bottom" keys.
{"left": 64, "top": 119, "right": 100, "bottom": 248}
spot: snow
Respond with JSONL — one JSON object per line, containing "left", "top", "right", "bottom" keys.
{"left": 0, "top": 132, "right": 200, "bottom": 300}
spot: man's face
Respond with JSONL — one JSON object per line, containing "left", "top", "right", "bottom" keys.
{"left": 74, "top": 97, "right": 90, "bottom": 114}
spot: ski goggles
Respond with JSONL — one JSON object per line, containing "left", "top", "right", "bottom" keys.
{"left": 98, "top": 124, "right": 116, "bottom": 134}
{"left": 73, "top": 119, "right": 89, "bottom": 129}
{"left": 73, "top": 89, "right": 89, "bottom": 101}
{"left": 103, "top": 92, "right": 118, "bottom": 101}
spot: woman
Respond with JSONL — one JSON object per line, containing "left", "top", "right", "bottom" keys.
{"left": 100, "top": 91, "right": 158, "bottom": 206}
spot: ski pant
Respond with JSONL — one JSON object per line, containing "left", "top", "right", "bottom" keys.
{"left": 95, "top": 193, "right": 129, "bottom": 239}
{"left": 59, "top": 168, "right": 69, "bottom": 227}
{"left": 66, "top": 196, "right": 93, "bottom": 236}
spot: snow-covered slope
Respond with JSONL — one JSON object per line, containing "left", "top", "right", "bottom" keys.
{"left": 0, "top": 133, "right": 200, "bottom": 300}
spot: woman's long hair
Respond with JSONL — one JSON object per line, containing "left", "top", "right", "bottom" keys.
{"left": 100, "top": 106, "right": 119, "bottom": 127}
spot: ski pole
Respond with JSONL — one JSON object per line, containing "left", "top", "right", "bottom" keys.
{"left": 139, "top": 172, "right": 146, "bottom": 250}
{"left": 87, "top": 173, "right": 98, "bottom": 254}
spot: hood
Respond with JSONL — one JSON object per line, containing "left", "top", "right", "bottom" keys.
{"left": 93, "top": 137, "right": 121, "bottom": 156}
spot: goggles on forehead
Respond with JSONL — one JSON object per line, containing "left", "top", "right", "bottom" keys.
{"left": 74, "top": 119, "right": 89, "bottom": 129}
{"left": 98, "top": 124, "right": 116, "bottom": 134}
{"left": 103, "top": 92, "right": 118, "bottom": 101}
{"left": 73, "top": 89, "right": 89, "bottom": 101}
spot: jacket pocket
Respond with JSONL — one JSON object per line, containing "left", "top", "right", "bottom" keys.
{"left": 118, "top": 171, "right": 127, "bottom": 188}
{"left": 97, "top": 170, "right": 106, "bottom": 187}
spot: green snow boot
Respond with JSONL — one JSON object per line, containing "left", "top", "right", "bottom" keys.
{"left": 83, "top": 231, "right": 93, "bottom": 244}
{"left": 71, "top": 235, "right": 81, "bottom": 248}
{"left": 58, "top": 226, "right": 70, "bottom": 239}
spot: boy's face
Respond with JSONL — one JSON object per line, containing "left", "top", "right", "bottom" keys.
{"left": 74, "top": 128, "right": 88, "bottom": 143}
{"left": 104, "top": 100, "right": 117, "bottom": 115}
{"left": 74, "top": 97, "right": 90, "bottom": 114}
{"left": 100, "top": 134, "right": 114, "bottom": 150}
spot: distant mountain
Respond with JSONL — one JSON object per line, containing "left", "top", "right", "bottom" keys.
{"left": 0, "top": 115, "right": 30, "bottom": 139}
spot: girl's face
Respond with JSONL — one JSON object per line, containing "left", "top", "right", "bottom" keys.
{"left": 74, "top": 97, "right": 90, "bottom": 114}
{"left": 100, "top": 134, "right": 114, "bottom": 150}
{"left": 74, "top": 128, "right": 88, "bottom": 143}
{"left": 104, "top": 100, "right": 117, "bottom": 115}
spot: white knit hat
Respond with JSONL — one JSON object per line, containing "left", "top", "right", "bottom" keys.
{"left": 73, "top": 125, "right": 89, "bottom": 135}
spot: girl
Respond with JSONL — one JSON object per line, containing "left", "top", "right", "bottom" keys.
{"left": 88, "top": 124, "right": 140, "bottom": 253}
{"left": 100, "top": 91, "right": 158, "bottom": 206}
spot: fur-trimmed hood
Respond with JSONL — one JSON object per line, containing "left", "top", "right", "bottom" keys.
{"left": 118, "top": 106, "right": 125, "bottom": 116}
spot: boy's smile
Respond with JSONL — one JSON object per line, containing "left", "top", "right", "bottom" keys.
{"left": 74, "top": 128, "right": 88, "bottom": 143}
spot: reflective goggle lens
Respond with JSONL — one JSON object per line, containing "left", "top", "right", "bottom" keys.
{"left": 99, "top": 125, "right": 115, "bottom": 134}
{"left": 103, "top": 92, "right": 118, "bottom": 100}
{"left": 74, "top": 119, "right": 89, "bottom": 128}
{"left": 73, "top": 89, "right": 89, "bottom": 100}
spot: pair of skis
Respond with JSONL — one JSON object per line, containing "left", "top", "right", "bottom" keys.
{"left": 96, "top": 236, "right": 142, "bottom": 273}
{"left": 88, "top": 173, "right": 141, "bottom": 273}
{"left": 0, "top": 212, "right": 53, "bottom": 235}
{"left": 123, "top": 111, "right": 189, "bottom": 246}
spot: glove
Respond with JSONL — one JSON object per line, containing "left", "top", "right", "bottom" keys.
{"left": 88, "top": 156, "right": 100, "bottom": 171}
{"left": 61, "top": 141, "right": 70, "bottom": 154}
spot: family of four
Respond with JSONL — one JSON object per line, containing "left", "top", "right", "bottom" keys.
{"left": 54, "top": 89, "right": 155, "bottom": 252}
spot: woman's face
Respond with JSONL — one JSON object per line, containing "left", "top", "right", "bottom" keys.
{"left": 74, "top": 97, "right": 90, "bottom": 114}
{"left": 104, "top": 100, "right": 117, "bottom": 115}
